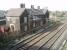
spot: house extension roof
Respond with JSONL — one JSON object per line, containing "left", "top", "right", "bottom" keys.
{"left": 6, "top": 8, "right": 25, "bottom": 17}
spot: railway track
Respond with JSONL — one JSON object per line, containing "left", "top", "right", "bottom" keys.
{"left": 8, "top": 23, "right": 61, "bottom": 50}
{"left": 38, "top": 24, "right": 67, "bottom": 50}
{"left": 18, "top": 24, "right": 64, "bottom": 50}
{"left": 5, "top": 23, "right": 58, "bottom": 50}
{"left": 16, "top": 24, "right": 67, "bottom": 50}
{"left": 25, "top": 24, "right": 67, "bottom": 50}
{"left": 6, "top": 25, "right": 62, "bottom": 50}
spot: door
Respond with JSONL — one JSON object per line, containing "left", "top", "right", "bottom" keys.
{"left": 10, "top": 24, "right": 15, "bottom": 32}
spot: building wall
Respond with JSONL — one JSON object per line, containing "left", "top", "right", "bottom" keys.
{"left": 27, "top": 15, "right": 46, "bottom": 31}
{"left": 20, "top": 10, "right": 28, "bottom": 32}
{"left": 6, "top": 17, "right": 20, "bottom": 32}
{"left": 6, "top": 10, "right": 49, "bottom": 33}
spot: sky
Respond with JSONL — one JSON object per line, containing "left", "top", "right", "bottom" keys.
{"left": 0, "top": 0, "right": 67, "bottom": 11}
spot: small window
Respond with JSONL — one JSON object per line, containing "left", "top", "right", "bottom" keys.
{"left": 33, "top": 16, "right": 36, "bottom": 20}
{"left": 24, "top": 17, "right": 27, "bottom": 23}
{"left": 7, "top": 17, "right": 11, "bottom": 21}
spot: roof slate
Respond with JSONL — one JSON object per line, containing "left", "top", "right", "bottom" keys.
{"left": 6, "top": 8, "right": 25, "bottom": 17}
{"left": 6, "top": 8, "right": 48, "bottom": 17}
{"left": 26, "top": 9, "right": 47, "bottom": 15}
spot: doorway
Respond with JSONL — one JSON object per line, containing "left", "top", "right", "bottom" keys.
{"left": 10, "top": 24, "right": 15, "bottom": 32}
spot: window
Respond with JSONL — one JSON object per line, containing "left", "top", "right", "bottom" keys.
{"left": 32, "top": 16, "right": 40, "bottom": 20}
{"left": 9, "top": 18, "right": 12, "bottom": 23}
{"left": 33, "top": 22, "right": 36, "bottom": 27}
{"left": 24, "top": 17, "right": 27, "bottom": 23}
{"left": 24, "top": 25, "right": 27, "bottom": 31}
{"left": 7, "top": 17, "right": 11, "bottom": 21}
{"left": 32, "top": 16, "right": 36, "bottom": 20}
{"left": 41, "top": 21, "right": 43, "bottom": 26}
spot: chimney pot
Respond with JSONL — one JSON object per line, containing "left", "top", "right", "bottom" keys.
{"left": 31, "top": 5, "right": 34, "bottom": 9}
{"left": 37, "top": 6, "right": 40, "bottom": 9}
{"left": 20, "top": 4, "right": 25, "bottom": 8}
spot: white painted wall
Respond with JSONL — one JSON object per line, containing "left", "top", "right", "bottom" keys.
{"left": 6, "top": 17, "right": 20, "bottom": 31}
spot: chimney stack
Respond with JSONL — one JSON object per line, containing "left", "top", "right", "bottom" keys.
{"left": 37, "top": 6, "right": 40, "bottom": 9}
{"left": 20, "top": 3, "right": 25, "bottom": 8}
{"left": 31, "top": 5, "right": 34, "bottom": 9}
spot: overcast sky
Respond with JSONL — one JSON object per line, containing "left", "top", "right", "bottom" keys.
{"left": 0, "top": 0, "right": 67, "bottom": 11}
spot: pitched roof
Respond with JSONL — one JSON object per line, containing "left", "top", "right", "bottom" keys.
{"left": 6, "top": 8, "right": 48, "bottom": 17}
{"left": 26, "top": 9, "right": 47, "bottom": 15}
{"left": 6, "top": 8, "right": 25, "bottom": 17}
